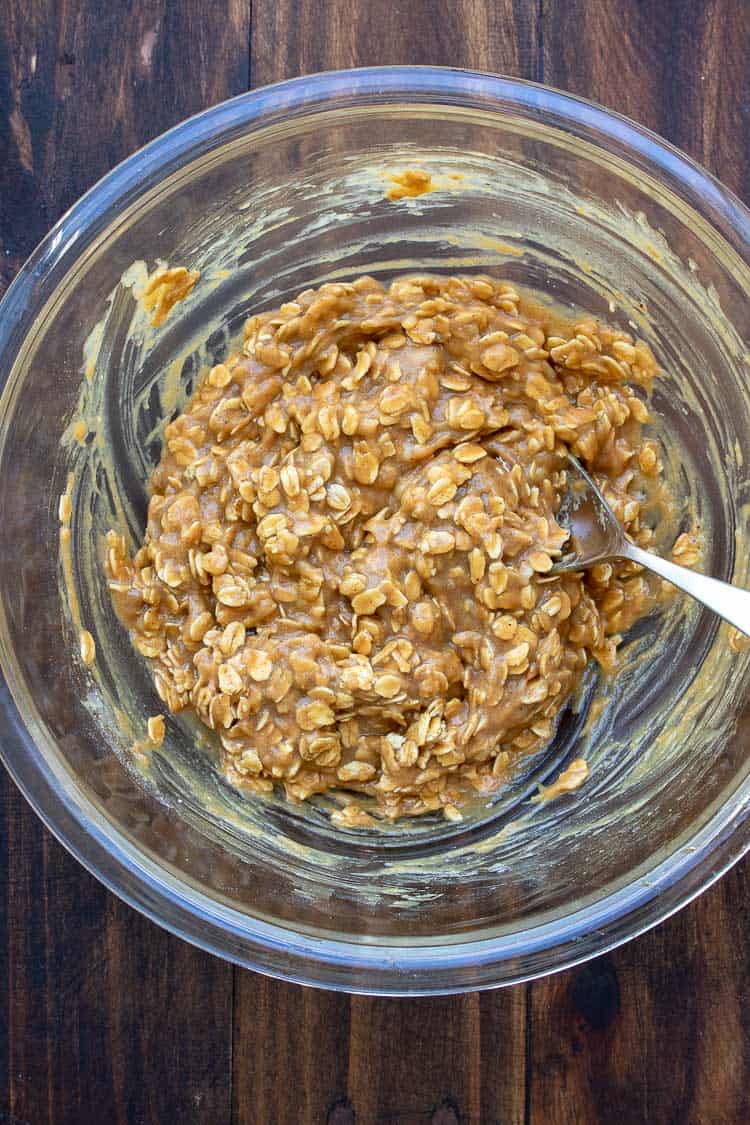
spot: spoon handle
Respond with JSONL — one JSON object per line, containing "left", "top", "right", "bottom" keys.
{"left": 625, "top": 543, "right": 750, "bottom": 638}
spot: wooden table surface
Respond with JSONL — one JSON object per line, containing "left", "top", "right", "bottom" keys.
{"left": 2, "top": 2, "right": 750, "bottom": 1122}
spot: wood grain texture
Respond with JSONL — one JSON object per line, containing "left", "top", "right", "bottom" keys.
{"left": 0, "top": 0, "right": 249, "bottom": 295}
{"left": 232, "top": 982, "right": 527, "bottom": 1124}
{"left": 541, "top": 0, "right": 750, "bottom": 198}
{"left": 0, "top": 2, "right": 247, "bottom": 1123}
{"left": 0, "top": 769, "right": 235, "bottom": 1125}
{"left": 250, "top": 0, "right": 541, "bottom": 88}
{"left": 528, "top": 869, "right": 750, "bottom": 1125}
{"left": 3, "top": 1, "right": 750, "bottom": 1123}
{"left": 232, "top": 977, "right": 352, "bottom": 1124}
{"left": 530, "top": 6, "right": 750, "bottom": 1124}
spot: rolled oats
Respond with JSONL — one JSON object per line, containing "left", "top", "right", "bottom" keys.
{"left": 107, "top": 273, "right": 674, "bottom": 824}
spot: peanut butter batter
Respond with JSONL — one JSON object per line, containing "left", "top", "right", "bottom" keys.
{"left": 106, "top": 273, "right": 663, "bottom": 825}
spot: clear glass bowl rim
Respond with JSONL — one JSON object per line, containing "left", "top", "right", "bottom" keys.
{"left": 1, "top": 65, "right": 750, "bottom": 995}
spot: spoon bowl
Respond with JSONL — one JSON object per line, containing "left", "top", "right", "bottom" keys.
{"left": 552, "top": 456, "right": 628, "bottom": 572}
{"left": 554, "top": 455, "right": 750, "bottom": 637}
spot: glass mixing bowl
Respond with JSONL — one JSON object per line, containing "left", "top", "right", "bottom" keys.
{"left": 1, "top": 66, "right": 749, "bottom": 995}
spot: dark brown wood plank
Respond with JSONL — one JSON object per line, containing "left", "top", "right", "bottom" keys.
{"left": 0, "top": 0, "right": 250, "bottom": 295}
{"left": 347, "top": 994, "right": 484, "bottom": 1123}
{"left": 541, "top": 0, "right": 750, "bottom": 197}
{"left": 347, "top": 990, "right": 527, "bottom": 1125}
{"left": 0, "top": 1, "right": 250, "bottom": 1122}
{"left": 478, "top": 985, "right": 529, "bottom": 1124}
{"left": 528, "top": 3, "right": 750, "bottom": 1122}
{"left": 232, "top": 978, "right": 352, "bottom": 1125}
{"left": 528, "top": 870, "right": 750, "bottom": 1125}
{"left": 243, "top": 2, "right": 750, "bottom": 1123}
{"left": 232, "top": 979, "right": 528, "bottom": 1124}
{"left": 250, "top": 0, "right": 542, "bottom": 87}
{"left": 1, "top": 768, "right": 236, "bottom": 1125}
{"left": 234, "top": 5, "right": 537, "bottom": 1123}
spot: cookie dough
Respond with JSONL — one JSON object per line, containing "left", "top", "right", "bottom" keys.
{"left": 106, "top": 273, "right": 662, "bottom": 824}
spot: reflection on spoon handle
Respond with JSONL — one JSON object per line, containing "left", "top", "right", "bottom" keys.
{"left": 625, "top": 543, "right": 750, "bottom": 638}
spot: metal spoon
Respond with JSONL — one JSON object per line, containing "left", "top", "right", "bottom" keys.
{"left": 552, "top": 455, "right": 750, "bottom": 637}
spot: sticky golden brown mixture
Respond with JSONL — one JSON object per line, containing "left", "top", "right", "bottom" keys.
{"left": 142, "top": 266, "right": 200, "bottom": 327}
{"left": 386, "top": 169, "right": 435, "bottom": 200}
{"left": 534, "top": 757, "right": 590, "bottom": 803}
{"left": 106, "top": 274, "right": 664, "bottom": 825}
